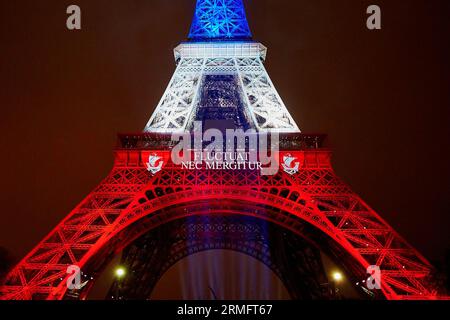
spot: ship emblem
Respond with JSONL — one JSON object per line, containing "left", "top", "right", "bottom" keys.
{"left": 282, "top": 154, "right": 300, "bottom": 175}
{"left": 146, "top": 154, "right": 163, "bottom": 175}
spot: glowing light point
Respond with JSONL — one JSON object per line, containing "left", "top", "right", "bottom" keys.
{"left": 115, "top": 267, "right": 126, "bottom": 278}
{"left": 332, "top": 271, "right": 343, "bottom": 282}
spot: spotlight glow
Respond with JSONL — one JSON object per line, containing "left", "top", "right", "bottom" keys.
{"left": 332, "top": 271, "right": 343, "bottom": 282}
{"left": 115, "top": 267, "right": 126, "bottom": 278}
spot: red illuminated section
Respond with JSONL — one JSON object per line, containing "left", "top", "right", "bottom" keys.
{"left": 0, "top": 133, "right": 446, "bottom": 300}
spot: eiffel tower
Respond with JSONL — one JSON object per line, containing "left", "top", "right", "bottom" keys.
{"left": 0, "top": 0, "right": 443, "bottom": 300}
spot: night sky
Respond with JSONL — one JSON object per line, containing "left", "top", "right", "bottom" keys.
{"left": 0, "top": 0, "right": 449, "bottom": 279}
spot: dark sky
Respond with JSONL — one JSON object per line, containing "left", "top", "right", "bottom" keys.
{"left": 0, "top": 0, "right": 449, "bottom": 272}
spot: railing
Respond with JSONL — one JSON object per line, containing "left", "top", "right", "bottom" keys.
{"left": 116, "top": 132, "right": 328, "bottom": 150}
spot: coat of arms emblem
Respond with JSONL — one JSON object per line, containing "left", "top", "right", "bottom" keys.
{"left": 146, "top": 154, "right": 163, "bottom": 174}
{"left": 282, "top": 154, "right": 300, "bottom": 175}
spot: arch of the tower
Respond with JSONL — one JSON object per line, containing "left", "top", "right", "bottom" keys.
{"left": 4, "top": 179, "right": 431, "bottom": 300}
{"left": 65, "top": 193, "right": 375, "bottom": 300}
{"left": 102, "top": 215, "right": 335, "bottom": 300}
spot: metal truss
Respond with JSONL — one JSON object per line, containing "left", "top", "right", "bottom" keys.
{"left": 0, "top": 138, "right": 444, "bottom": 300}
{"left": 188, "top": 0, "right": 252, "bottom": 40}
{"left": 107, "top": 215, "right": 332, "bottom": 300}
{"left": 145, "top": 43, "right": 300, "bottom": 133}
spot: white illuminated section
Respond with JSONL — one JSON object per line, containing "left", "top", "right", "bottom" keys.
{"left": 174, "top": 42, "right": 267, "bottom": 61}
{"left": 144, "top": 42, "right": 300, "bottom": 134}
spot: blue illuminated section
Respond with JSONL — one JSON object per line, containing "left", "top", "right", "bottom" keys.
{"left": 188, "top": 0, "right": 252, "bottom": 41}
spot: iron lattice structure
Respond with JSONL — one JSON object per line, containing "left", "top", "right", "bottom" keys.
{"left": 0, "top": 0, "right": 446, "bottom": 300}
{"left": 145, "top": 43, "right": 299, "bottom": 133}
{"left": 188, "top": 0, "right": 252, "bottom": 40}
{"left": 0, "top": 134, "right": 441, "bottom": 300}
{"left": 106, "top": 215, "right": 334, "bottom": 300}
